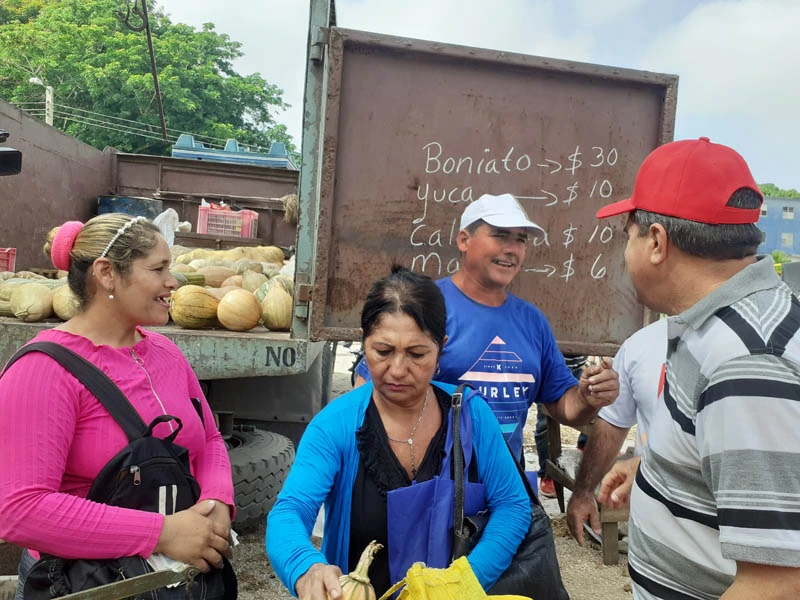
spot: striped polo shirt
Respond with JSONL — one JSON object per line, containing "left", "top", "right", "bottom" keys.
{"left": 628, "top": 257, "right": 800, "bottom": 599}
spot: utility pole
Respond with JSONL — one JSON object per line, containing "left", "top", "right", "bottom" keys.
{"left": 29, "top": 77, "right": 54, "bottom": 125}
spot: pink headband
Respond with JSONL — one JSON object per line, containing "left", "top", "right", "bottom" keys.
{"left": 51, "top": 221, "right": 84, "bottom": 271}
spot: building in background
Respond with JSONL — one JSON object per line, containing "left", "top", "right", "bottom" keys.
{"left": 757, "top": 196, "right": 800, "bottom": 257}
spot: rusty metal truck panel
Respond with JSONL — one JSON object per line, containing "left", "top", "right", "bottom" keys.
{"left": 0, "top": 101, "right": 113, "bottom": 270}
{"left": 0, "top": 317, "right": 314, "bottom": 379}
{"left": 306, "top": 27, "right": 677, "bottom": 355}
{"left": 113, "top": 153, "right": 299, "bottom": 248}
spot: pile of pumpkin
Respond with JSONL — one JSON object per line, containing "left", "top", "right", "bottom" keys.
{"left": 169, "top": 245, "right": 294, "bottom": 332}
{"left": 0, "top": 245, "right": 295, "bottom": 333}
{"left": 0, "top": 271, "right": 74, "bottom": 322}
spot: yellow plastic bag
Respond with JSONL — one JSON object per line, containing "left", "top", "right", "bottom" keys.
{"left": 378, "top": 556, "right": 531, "bottom": 600}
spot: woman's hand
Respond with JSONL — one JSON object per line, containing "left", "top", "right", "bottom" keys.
{"left": 154, "top": 500, "right": 231, "bottom": 571}
{"left": 194, "top": 498, "right": 233, "bottom": 547}
{"left": 295, "top": 562, "right": 343, "bottom": 600}
{"left": 597, "top": 457, "right": 641, "bottom": 509}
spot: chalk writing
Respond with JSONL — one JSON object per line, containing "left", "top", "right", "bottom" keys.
{"left": 590, "top": 147, "right": 618, "bottom": 167}
{"left": 588, "top": 224, "right": 614, "bottom": 244}
{"left": 566, "top": 146, "right": 583, "bottom": 175}
{"left": 589, "top": 179, "right": 614, "bottom": 199}
{"left": 423, "top": 142, "right": 533, "bottom": 175}
{"left": 409, "top": 141, "right": 624, "bottom": 283}
{"left": 414, "top": 184, "right": 473, "bottom": 224}
{"left": 537, "top": 159, "right": 562, "bottom": 174}
{"left": 562, "top": 224, "right": 577, "bottom": 248}
{"left": 590, "top": 255, "right": 607, "bottom": 279}
{"left": 561, "top": 254, "right": 576, "bottom": 282}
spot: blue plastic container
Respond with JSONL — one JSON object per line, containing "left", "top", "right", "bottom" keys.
{"left": 97, "top": 196, "right": 163, "bottom": 220}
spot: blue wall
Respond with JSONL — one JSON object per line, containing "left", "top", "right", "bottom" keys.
{"left": 757, "top": 196, "right": 800, "bottom": 257}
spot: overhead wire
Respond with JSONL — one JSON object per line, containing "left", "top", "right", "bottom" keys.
{"left": 16, "top": 99, "right": 278, "bottom": 152}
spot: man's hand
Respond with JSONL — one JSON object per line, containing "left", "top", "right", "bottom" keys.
{"left": 578, "top": 357, "right": 619, "bottom": 410}
{"left": 295, "top": 562, "right": 344, "bottom": 600}
{"left": 567, "top": 488, "right": 600, "bottom": 546}
{"left": 597, "top": 457, "right": 641, "bottom": 509}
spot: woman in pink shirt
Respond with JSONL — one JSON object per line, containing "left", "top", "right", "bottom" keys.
{"left": 0, "top": 214, "right": 235, "bottom": 598}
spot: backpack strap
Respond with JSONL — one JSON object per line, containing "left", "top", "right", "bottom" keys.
{"left": 2, "top": 341, "right": 148, "bottom": 441}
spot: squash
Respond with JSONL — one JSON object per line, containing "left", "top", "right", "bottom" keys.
{"left": 261, "top": 284, "right": 293, "bottom": 331}
{"left": 339, "top": 541, "right": 382, "bottom": 600}
{"left": 220, "top": 275, "right": 243, "bottom": 288}
{"left": 10, "top": 282, "right": 55, "bottom": 322}
{"left": 217, "top": 288, "right": 262, "bottom": 331}
{"left": 205, "top": 286, "right": 239, "bottom": 300}
{"left": 244, "top": 245, "right": 285, "bottom": 264}
{"left": 271, "top": 273, "right": 295, "bottom": 297}
{"left": 0, "top": 278, "right": 64, "bottom": 301}
{"left": 241, "top": 270, "right": 268, "bottom": 293}
{"left": 197, "top": 265, "right": 236, "bottom": 288}
{"left": 171, "top": 272, "right": 205, "bottom": 288}
{"left": 13, "top": 270, "right": 47, "bottom": 280}
{"left": 52, "top": 284, "right": 81, "bottom": 320}
{"left": 169, "top": 285, "right": 220, "bottom": 329}
{"left": 231, "top": 259, "right": 262, "bottom": 275}
{"left": 170, "top": 263, "right": 196, "bottom": 274}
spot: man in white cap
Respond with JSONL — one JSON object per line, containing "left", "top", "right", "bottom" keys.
{"left": 595, "top": 137, "right": 800, "bottom": 598}
{"left": 356, "top": 193, "right": 619, "bottom": 478}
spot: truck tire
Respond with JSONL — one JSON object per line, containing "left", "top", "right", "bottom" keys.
{"left": 228, "top": 429, "right": 295, "bottom": 532}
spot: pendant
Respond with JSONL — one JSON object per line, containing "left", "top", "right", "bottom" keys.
{"left": 407, "top": 438, "right": 413, "bottom": 445}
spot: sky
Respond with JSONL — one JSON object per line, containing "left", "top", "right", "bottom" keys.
{"left": 157, "top": 0, "right": 799, "bottom": 189}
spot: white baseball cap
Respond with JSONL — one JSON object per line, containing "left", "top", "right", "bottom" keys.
{"left": 460, "top": 193, "right": 545, "bottom": 239}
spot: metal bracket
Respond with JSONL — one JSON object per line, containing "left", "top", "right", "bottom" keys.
{"left": 310, "top": 27, "right": 330, "bottom": 63}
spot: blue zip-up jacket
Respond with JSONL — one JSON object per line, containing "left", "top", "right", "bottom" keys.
{"left": 265, "top": 381, "right": 529, "bottom": 595}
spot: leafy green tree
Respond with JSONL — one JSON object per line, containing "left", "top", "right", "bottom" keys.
{"left": 0, "top": 0, "right": 54, "bottom": 25}
{"left": 759, "top": 183, "right": 800, "bottom": 198}
{"left": 772, "top": 250, "right": 791, "bottom": 264}
{"left": 0, "top": 0, "right": 296, "bottom": 157}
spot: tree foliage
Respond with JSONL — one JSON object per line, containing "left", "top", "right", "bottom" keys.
{"left": 0, "top": 0, "right": 296, "bottom": 156}
{"left": 759, "top": 183, "right": 800, "bottom": 198}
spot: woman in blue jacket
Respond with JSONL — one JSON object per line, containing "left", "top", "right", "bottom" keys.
{"left": 266, "top": 266, "right": 530, "bottom": 599}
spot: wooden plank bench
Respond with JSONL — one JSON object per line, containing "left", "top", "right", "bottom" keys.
{"left": 543, "top": 411, "right": 630, "bottom": 565}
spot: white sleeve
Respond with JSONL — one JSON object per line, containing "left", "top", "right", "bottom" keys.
{"left": 598, "top": 338, "right": 638, "bottom": 429}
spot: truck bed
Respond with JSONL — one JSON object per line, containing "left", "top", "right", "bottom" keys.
{"left": 0, "top": 318, "right": 318, "bottom": 379}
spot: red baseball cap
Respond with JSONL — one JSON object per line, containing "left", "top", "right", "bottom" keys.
{"left": 595, "top": 137, "right": 763, "bottom": 224}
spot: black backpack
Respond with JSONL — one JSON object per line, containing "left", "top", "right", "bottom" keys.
{"left": 1, "top": 341, "right": 234, "bottom": 599}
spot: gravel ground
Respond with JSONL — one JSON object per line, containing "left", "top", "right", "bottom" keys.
{"left": 232, "top": 344, "right": 633, "bottom": 599}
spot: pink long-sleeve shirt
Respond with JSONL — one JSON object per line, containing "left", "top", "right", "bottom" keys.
{"left": 0, "top": 327, "right": 234, "bottom": 559}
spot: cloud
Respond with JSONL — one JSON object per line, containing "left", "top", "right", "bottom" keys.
{"left": 572, "top": 0, "right": 648, "bottom": 26}
{"left": 337, "top": 0, "right": 594, "bottom": 65}
{"left": 156, "top": 0, "right": 798, "bottom": 188}
{"left": 638, "top": 0, "right": 800, "bottom": 185}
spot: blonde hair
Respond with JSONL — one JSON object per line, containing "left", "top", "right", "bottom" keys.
{"left": 44, "top": 213, "right": 161, "bottom": 307}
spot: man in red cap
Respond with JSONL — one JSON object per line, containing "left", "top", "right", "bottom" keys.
{"left": 595, "top": 137, "right": 800, "bottom": 598}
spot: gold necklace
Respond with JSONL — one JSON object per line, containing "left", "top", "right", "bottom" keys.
{"left": 386, "top": 388, "right": 430, "bottom": 479}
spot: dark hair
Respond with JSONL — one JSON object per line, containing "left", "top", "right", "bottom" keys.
{"left": 361, "top": 265, "right": 447, "bottom": 350}
{"left": 464, "top": 219, "right": 485, "bottom": 235}
{"left": 632, "top": 188, "right": 763, "bottom": 260}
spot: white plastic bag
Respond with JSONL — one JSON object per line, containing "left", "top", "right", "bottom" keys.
{"left": 153, "top": 208, "right": 180, "bottom": 247}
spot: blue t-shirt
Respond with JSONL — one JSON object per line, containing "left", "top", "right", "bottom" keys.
{"left": 356, "top": 277, "right": 577, "bottom": 460}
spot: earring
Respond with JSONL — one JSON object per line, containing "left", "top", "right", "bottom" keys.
{"left": 108, "top": 293, "right": 114, "bottom": 300}
{"left": 435, "top": 365, "right": 441, "bottom": 377}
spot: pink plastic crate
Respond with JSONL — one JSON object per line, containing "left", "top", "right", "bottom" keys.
{"left": 196, "top": 207, "right": 259, "bottom": 238}
{"left": 0, "top": 248, "right": 16, "bottom": 272}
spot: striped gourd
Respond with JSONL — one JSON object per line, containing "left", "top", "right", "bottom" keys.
{"left": 339, "top": 541, "right": 382, "bottom": 600}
